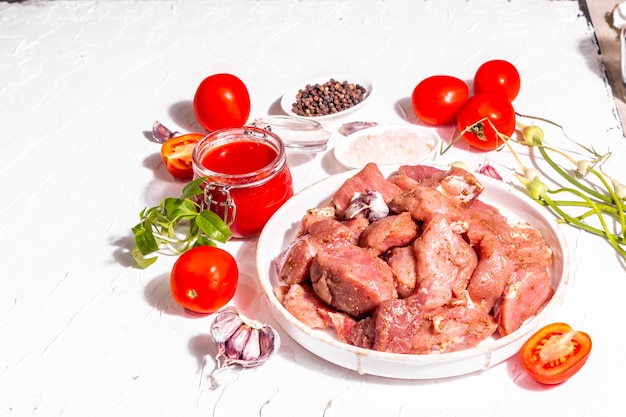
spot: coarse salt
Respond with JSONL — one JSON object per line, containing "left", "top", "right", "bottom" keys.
{"left": 345, "top": 128, "right": 437, "bottom": 166}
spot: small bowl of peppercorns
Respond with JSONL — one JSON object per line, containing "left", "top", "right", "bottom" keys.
{"left": 280, "top": 73, "right": 373, "bottom": 123}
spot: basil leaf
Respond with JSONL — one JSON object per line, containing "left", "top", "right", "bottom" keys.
{"left": 195, "top": 210, "right": 232, "bottom": 243}
{"left": 132, "top": 223, "right": 159, "bottom": 255}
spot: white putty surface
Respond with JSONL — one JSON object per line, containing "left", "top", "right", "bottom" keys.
{"left": 1, "top": 1, "right": 624, "bottom": 416}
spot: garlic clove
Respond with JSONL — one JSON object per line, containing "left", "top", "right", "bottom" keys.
{"left": 210, "top": 307, "right": 281, "bottom": 369}
{"left": 257, "top": 326, "right": 279, "bottom": 362}
{"left": 225, "top": 326, "right": 251, "bottom": 361}
{"left": 338, "top": 121, "right": 378, "bottom": 136}
{"left": 478, "top": 163, "right": 503, "bottom": 181}
{"left": 210, "top": 307, "right": 244, "bottom": 344}
{"left": 240, "top": 327, "right": 261, "bottom": 362}
{"left": 342, "top": 189, "right": 389, "bottom": 222}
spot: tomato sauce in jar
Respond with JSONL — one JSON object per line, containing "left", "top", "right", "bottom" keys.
{"left": 192, "top": 126, "right": 293, "bottom": 238}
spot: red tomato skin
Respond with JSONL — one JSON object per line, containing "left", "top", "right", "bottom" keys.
{"left": 170, "top": 246, "right": 239, "bottom": 314}
{"left": 473, "top": 59, "right": 521, "bottom": 102}
{"left": 520, "top": 323, "right": 592, "bottom": 385}
{"left": 411, "top": 75, "right": 469, "bottom": 125}
{"left": 160, "top": 133, "right": 205, "bottom": 179}
{"left": 456, "top": 93, "right": 516, "bottom": 151}
{"left": 193, "top": 73, "right": 251, "bottom": 132}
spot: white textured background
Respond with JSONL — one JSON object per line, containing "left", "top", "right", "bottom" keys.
{"left": 1, "top": 1, "right": 624, "bottom": 416}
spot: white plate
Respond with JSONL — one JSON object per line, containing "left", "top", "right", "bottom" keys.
{"left": 280, "top": 73, "right": 373, "bottom": 123}
{"left": 334, "top": 124, "right": 441, "bottom": 169}
{"left": 256, "top": 166, "right": 570, "bottom": 379}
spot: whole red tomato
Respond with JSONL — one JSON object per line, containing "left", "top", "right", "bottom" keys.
{"left": 193, "top": 73, "right": 251, "bottom": 132}
{"left": 520, "top": 322, "right": 592, "bottom": 385}
{"left": 411, "top": 75, "right": 469, "bottom": 125}
{"left": 457, "top": 92, "right": 516, "bottom": 151}
{"left": 170, "top": 246, "right": 238, "bottom": 314}
{"left": 473, "top": 59, "right": 521, "bottom": 102}
{"left": 160, "top": 133, "right": 205, "bottom": 180}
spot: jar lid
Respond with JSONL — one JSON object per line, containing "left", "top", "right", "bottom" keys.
{"left": 252, "top": 115, "right": 331, "bottom": 153}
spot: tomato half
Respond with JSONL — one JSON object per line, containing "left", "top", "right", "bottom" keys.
{"left": 456, "top": 92, "right": 515, "bottom": 151}
{"left": 473, "top": 59, "right": 521, "bottom": 102}
{"left": 193, "top": 73, "right": 251, "bottom": 132}
{"left": 520, "top": 322, "right": 592, "bottom": 385}
{"left": 170, "top": 246, "right": 239, "bottom": 314}
{"left": 411, "top": 75, "right": 469, "bottom": 125}
{"left": 160, "top": 133, "right": 205, "bottom": 180}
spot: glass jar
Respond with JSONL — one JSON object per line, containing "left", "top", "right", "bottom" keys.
{"left": 192, "top": 126, "right": 294, "bottom": 239}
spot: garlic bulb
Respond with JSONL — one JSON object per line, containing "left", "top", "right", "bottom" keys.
{"left": 342, "top": 189, "right": 389, "bottom": 222}
{"left": 210, "top": 307, "right": 280, "bottom": 369}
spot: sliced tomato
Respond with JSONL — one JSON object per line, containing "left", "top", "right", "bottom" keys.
{"left": 160, "top": 133, "right": 205, "bottom": 179}
{"left": 520, "top": 322, "right": 592, "bottom": 385}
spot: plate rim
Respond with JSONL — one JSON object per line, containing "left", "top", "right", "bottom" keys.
{"left": 256, "top": 164, "right": 571, "bottom": 378}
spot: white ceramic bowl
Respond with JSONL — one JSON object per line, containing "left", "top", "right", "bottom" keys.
{"left": 256, "top": 166, "right": 570, "bottom": 379}
{"left": 334, "top": 124, "right": 441, "bottom": 169}
{"left": 280, "top": 73, "right": 373, "bottom": 123}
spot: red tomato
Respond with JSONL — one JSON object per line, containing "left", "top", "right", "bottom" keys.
{"left": 473, "top": 59, "right": 521, "bottom": 102}
{"left": 160, "top": 133, "right": 205, "bottom": 180}
{"left": 520, "top": 322, "right": 592, "bottom": 385}
{"left": 411, "top": 75, "right": 469, "bottom": 125}
{"left": 193, "top": 73, "right": 251, "bottom": 132}
{"left": 170, "top": 246, "right": 238, "bottom": 314}
{"left": 456, "top": 93, "right": 516, "bottom": 151}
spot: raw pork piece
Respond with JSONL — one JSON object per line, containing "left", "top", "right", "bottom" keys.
{"left": 467, "top": 233, "right": 514, "bottom": 310}
{"left": 332, "top": 162, "right": 403, "bottom": 216}
{"left": 494, "top": 262, "right": 555, "bottom": 336}
{"left": 388, "top": 186, "right": 465, "bottom": 224}
{"left": 310, "top": 244, "right": 397, "bottom": 317}
{"left": 508, "top": 222, "right": 553, "bottom": 267}
{"left": 398, "top": 165, "right": 484, "bottom": 207}
{"left": 386, "top": 174, "right": 420, "bottom": 191}
{"left": 462, "top": 200, "right": 515, "bottom": 308}
{"left": 359, "top": 212, "right": 419, "bottom": 255}
{"left": 295, "top": 205, "right": 337, "bottom": 237}
{"left": 397, "top": 164, "right": 446, "bottom": 181}
{"left": 276, "top": 217, "right": 368, "bottom": 285}
{"left": 387, "top": 165, "right": 446, "bottom": 190}
{"left": 386, "top": 246, "right": 418, "bottom": 298}
{"left": 371, "top": 297, "right": 497, "bottom": 354}
{"left": 413, "top": 214, "right": 477, "bottom": 310}
{"left": 464, "top": 199, "right": 512, "bottom": 246}
{"left": 281, "top": 283, "right": 361, "bottom": 344}
{"left": 281, "top": 283, "right": 336, "bottom": 329}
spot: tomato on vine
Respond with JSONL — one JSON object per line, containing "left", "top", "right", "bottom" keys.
{"left": 473, "top": 59, "right": 521, "bottom": 102}
{"left": 170, "top": 246, "right": 239, "bottom": 314}
{"left": 456, "top": 92, "right": 516, "bottom": 151}
{"left": 411, "top": 75, "right": 469, "bottom": 125}
{"left": 520, "top": 322, "right": 592, "bottom": 385}
{"left": 193, "top": 73, "right": 251, "bottom": 132}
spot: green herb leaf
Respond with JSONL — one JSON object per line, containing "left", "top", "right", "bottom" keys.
{"left": 132, "top": 246, "right": 158, "bottom": 268}
{"left": 181, "top": 177, "right": 207, "bottom": 199}
{"left": 132, "top": 223, "right": 159, "bottom": 255}
{"left": 195, "top": 210, "right": 232, "bottom": 243}
{"left": 131, "top": 177, "right": 232, "bottom": 268}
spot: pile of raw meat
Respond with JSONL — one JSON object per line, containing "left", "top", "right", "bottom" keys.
{"left": 274, "top": 163, "right": 554, "bottom": 354}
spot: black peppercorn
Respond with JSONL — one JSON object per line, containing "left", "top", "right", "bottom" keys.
{"left": 291, "top": 79, "right": 367, "bottom": 117}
